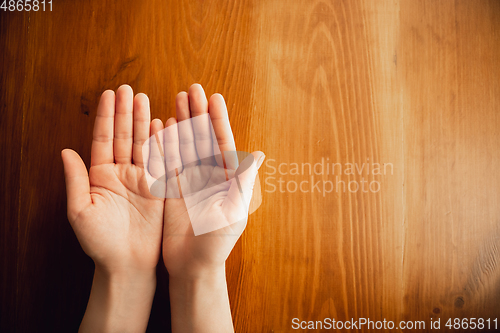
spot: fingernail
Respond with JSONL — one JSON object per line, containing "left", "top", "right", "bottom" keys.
{"left": 256, "top": 154, "right": 266, "bottom": 169}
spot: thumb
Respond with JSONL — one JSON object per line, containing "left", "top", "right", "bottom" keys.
{"left": 61, "top": 149, "right": 91, "bottom": 222}
{"left": 222, "top": 151, "right": 265, "bottom": 223}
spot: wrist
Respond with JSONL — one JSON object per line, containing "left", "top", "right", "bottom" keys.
{"left": 168, "top": 264, "right": 226, "bottom": 284}
{"left": 168, "top": 266, "right": 234, "bottom": 333}
{"left": 94, "top": 263, "right": 157, "bottom": 287}
{"left": 92, "top": 265, "right": 157, "bottom": 309}
{"left": 79, "top": 266, "right": 157, "bottom": 333}
{"left": 168, "top": 265, "right": 228, "bottom": 307}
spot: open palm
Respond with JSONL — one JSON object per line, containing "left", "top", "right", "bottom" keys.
{"left": 62, "top": 85, "right": 164, "bottom": 274}
{"left": 150, "top": 84, "right": 264, "bottom": 279}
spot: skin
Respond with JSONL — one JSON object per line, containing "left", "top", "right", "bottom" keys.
{"left": 62, "top": 85, "right": 164, "bottom": 332}
{"left": 62, "top": 84, "right": 265, "bottom": 333}
{"left": 162, "top": 85, "right": 264, "bottom": 333}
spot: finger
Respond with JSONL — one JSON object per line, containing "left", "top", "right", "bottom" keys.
{"left": 61, "top": 149, "right": 92, "bottom": 223}
{"left": 114, "top": 84, "right": 134, "bottom": 164}
{"left": 188, "top": 84, "right": 214, "bottom": 163}
{"left": 132, "top": 93, "right": 151, "bottom": 168}
{"left": 209, "top": 93, "right": 237, "bottom": 169}
{"left": 163, "top": 117, "right": 183, "bottom": 176}
{"left": 164, "top": 118, "right": 183, "bottom": 199}
{"left": 222, "top": 152, "right": 265, "bottom": 223}
{"left": 91, "top": 90, "right": 115, "bottom": 166}
{"left": 188, "top": 84, "right": 208, "bottom": 117}
{"left": 176, "top": 91, "right": 198, "bottom": 166}
{"left": 149, "top": 119, "right": 165, "bottom": 180}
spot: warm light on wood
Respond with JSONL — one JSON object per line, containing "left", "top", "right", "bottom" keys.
{"left": 1, "top": 0, "right": 499, "bottom": 331}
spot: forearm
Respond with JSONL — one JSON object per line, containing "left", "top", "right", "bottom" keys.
{"left": 169, "top": 266, "right": 234, "bottom": 333}
{"left": 79, "top": 266, "right": 156, "bottom": 333}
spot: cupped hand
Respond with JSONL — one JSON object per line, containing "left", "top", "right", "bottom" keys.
{"left": 157, "top": 84, "right": 265, "bottom": 280}
{"left": 62, "top": 85, "right": 164, "bottom": 276}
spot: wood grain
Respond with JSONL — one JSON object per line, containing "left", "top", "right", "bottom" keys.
{"left": 400, "top": 0, "right": 500, "bottom": 324}
{"left": 242, "top": 1, "right": 403, "bottom": 331}
{"left": 0, "top": 10, "right": 27, "bottom": 333}
{"left": 0, "top": 0, "right": 499, "bottom": 332}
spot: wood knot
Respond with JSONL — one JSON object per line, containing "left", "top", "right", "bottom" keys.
{"left": 454, "top": 296, "right": 465, "bottom": 308}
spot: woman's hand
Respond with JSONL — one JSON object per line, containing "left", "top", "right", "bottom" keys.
{"left": 62, "top": 85, "right": 164, "bottom": 332}
{"left": 157, "top": 84, "right": 264, "bottom": 333}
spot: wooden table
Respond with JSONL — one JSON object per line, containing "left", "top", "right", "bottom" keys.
{"left": 1, "top": 0, "right": 499, "bottom": 331}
